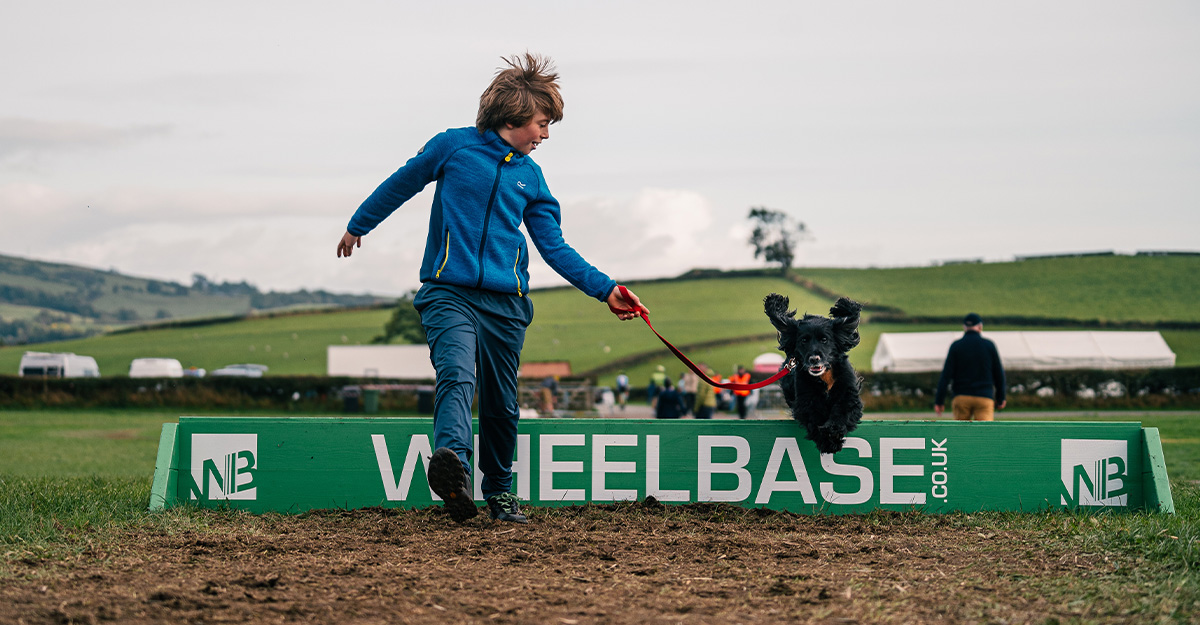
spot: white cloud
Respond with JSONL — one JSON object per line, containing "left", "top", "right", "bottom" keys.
{"left": 526, "top": 188, "right": 760, "bottom": 288}
{"left": 0, "top": 182, "right": 420, "bottom": 294}
{"left": 0, "top": 118, "right": 169, "bottom": 165}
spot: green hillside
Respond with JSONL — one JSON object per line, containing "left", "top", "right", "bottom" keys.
{"left": 520, "top": 277, "right": 832, "bottom": 374}
{"left": 0, "top": 309, "right": 392, "bottom": 377}
{"left": 0, "top": 253, "right": 388, "bottom": 345}
{"left": 0, "top": 254, "right": 249, "bottom": 322}
{"left": 793, "top": 254, "right": 1200, "bottom": 323}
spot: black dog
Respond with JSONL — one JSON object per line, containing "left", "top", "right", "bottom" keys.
{"left": 764, "top": 294, "right": 864, "bottom": 454}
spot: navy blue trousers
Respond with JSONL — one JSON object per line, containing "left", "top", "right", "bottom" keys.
{"left": 413, "top": 283, "right": 533, "bottom": 500}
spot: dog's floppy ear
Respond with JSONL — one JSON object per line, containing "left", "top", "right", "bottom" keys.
{"left": 763, "top": 293, "right": 795, "bottom": 333}
{"left": 829, "top": 297, "right": 862, "bottom": 351}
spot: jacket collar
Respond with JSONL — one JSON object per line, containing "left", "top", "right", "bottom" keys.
{"left": 481, "top": 128, "right": 526, "bottom": 161}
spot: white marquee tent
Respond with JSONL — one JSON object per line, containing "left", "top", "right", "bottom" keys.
{"left": 871, "top": 331, "right": 1176, "bottom": 373}
{"left": 327, "top": 345, "right": 435, "bottom": 379}
{"left": 752, "top": 352, "right": 785, "bottom": 373}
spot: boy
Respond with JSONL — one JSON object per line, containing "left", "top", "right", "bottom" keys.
{"left": 336, "top": 53, "right": 644, "bottom": 524}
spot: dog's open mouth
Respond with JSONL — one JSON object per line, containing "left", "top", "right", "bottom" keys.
{"left": 807, "top": 363, "right": 828, "bottom": 376}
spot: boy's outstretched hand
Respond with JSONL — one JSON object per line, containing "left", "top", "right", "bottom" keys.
{"left": 337, "top": 232, "right": 362, "bottom": 258}
{"left": 607, "top": 286, "right": 647, "bottom": 321}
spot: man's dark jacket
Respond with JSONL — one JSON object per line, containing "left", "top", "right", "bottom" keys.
{"left": 654, "top": 389, "right": 688, "bottom": 419}
{"left": 935, "top": 331, "right": 1006, "bottom": 405}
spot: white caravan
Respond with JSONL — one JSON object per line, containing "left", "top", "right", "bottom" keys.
{"left": 128, "top": 358, "right": 185, "bottom": 378}
{"left": 18, "top": 352, "right": 101, "bottom": 378}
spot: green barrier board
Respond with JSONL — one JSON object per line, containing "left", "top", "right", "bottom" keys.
{"left": 149, "top": 418, "right": 1174, "bottom": 515}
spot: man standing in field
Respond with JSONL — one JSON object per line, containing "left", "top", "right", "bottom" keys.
{"left": 336, "top": 53, "right": 645, "bottom": 524}
{"left": 934, "top": 313, "right": 1007, "bottom": 421}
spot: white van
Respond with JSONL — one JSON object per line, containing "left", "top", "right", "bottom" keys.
{"left": 128, "top": 358, "right": 184, "bottom": 378}
{"left": 18, "top": 352, "right": 101, "bottom": 378}
{"left": 210, "top": 363, "right": 268, "bottom": 378}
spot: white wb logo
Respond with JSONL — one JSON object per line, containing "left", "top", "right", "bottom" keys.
{"left": 1061, "top": 439, "right": 1128, "bottom": 507}
{"left": 189, "top": 434, "right": 258, "bottom": 501}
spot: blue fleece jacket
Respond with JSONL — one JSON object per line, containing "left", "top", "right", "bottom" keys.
{"left": 347, "top": 127, "right": 616, "bottom": 301}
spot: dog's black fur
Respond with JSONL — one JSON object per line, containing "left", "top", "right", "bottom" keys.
{"left": 764, "top": 294, "right": 864, "bottom": 454}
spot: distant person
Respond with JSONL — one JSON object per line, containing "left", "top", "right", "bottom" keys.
{"left": 614, "top": 371, "right": 630, "bottom": 411}
{"left": 745, "top": 387, "right": 760, "bottom": 420}
{"left": 648, "top": 364, "right": 668, "bottom": 407}
{"left": 679, "top": 370, "right": 699, "bottom": 416}
{"left": 730, "top": 365, "right": 752, "bottom": 419}
{"left": 654, "top": 378, "right": 688, "bottom": 419}
{"left": 539, "top": 375, "right": 558, "bottom": 415}
{"left": 335, "top": 53, "right": 646, "bottom": 524}
{"left": 693, "top": 364, "right": 717, "bottom": 420}
{"left": 934, "top": 313, "right": 1007, "bottom": 421}
{"left": 596, "top": 386, "right": 616, "bottom": 415}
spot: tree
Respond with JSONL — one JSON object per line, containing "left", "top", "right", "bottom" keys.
{"left": 747, "top": 207, "right": 810, "bottom": 274}
{"left": 373, "top": 291, "right": 426, "bottom": 344}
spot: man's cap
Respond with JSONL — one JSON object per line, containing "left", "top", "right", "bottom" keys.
{"left": 963, "top": 312, "right": 983, "bottom": 326}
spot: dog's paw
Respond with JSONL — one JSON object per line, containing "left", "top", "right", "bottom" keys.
{"left": 811, "top": 428, "right": 847, "bottom": 454}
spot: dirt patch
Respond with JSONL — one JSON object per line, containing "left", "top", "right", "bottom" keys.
{"left": 1, "top": 502, "right": 1130, "bottom": 624}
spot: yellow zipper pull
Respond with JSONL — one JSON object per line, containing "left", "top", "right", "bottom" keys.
{"left": 513, "top": 247, "right": 523, "bottom": 296}
{"left": 504, "top": 152, "right": 513, "bottom": 163}
{"left": 435, "top": 230, "right": 450, "bottom": 278}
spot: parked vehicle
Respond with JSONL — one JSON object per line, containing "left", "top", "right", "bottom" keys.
{"left": 18, "top": 352, "right": 100, "bottom": 378}
{"left": 182, "top": 367, "right": 207, "bottom": 378}
{"left": 129, "top": 358, "right": 184, "bottom": 378}
{"left": 210, "top": 363, "right": 268, "bottom": 378}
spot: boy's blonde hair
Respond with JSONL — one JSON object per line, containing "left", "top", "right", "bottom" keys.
{"left": 476, "top": 53, "right": 564, "bottom": 132}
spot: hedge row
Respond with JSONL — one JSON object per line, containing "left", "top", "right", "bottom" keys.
{"left": 0, "top": 375, "right": 421, "bottom": 412}
{"left": 2, "top": 367, "right": 1198, "bottom": 412}
{"left": 859, "top": 367, "right": 1200, "bottom": 410}
{"left": 625, "top": 367, "right": 1200, "bottom": 411}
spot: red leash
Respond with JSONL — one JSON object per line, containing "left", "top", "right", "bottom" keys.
{"left": 611, "top": 285, "right": 794, "bottom": 391}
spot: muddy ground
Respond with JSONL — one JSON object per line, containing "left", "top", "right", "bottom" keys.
{"left": 0, "top": 500, "right": 1139, "bottom": 625}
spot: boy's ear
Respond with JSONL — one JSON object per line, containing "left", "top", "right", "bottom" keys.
{"left": 830, "top": 297, "right": 862, "bottom": 351}
{"left": 763, "top": 293, "right": 795, "bottom": 334}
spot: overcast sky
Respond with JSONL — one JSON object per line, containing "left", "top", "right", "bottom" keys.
{"left": 2, "top": 1, "right": 1197, "bottom": 297}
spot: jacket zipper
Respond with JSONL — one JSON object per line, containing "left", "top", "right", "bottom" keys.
{"left": 513, "top": 245, "right": 523, "bottom": 296}
{"left": 435, "top": 229, "right": 450, "bottom": 279}
{"left": 475, "top": 152, "right": 512, "bottom": 289}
